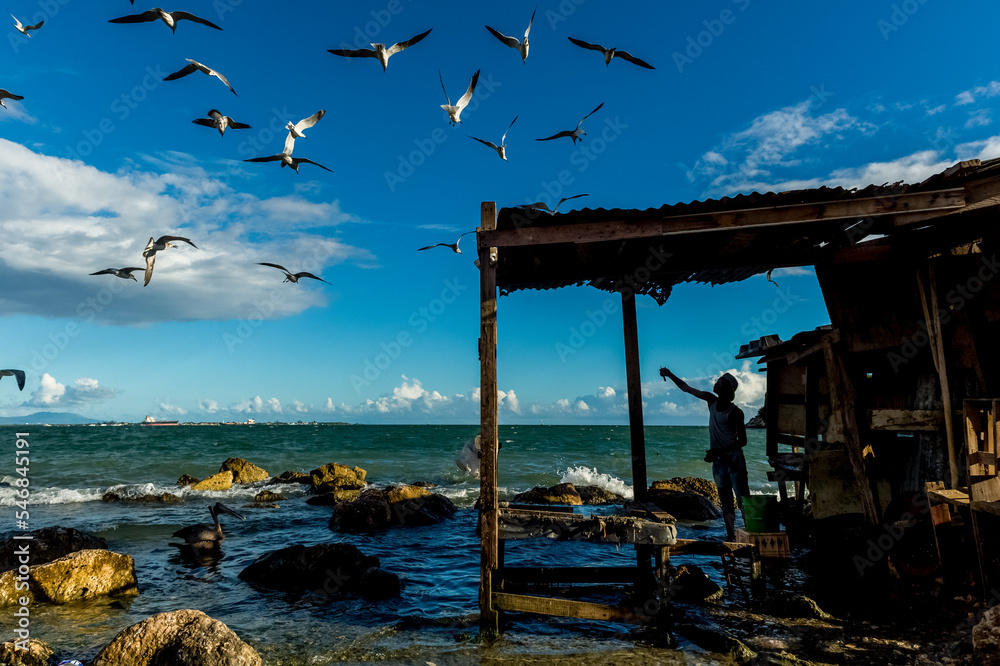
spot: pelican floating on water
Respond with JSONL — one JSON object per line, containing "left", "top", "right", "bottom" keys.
{"left": 170, "top": 502, "right": 245, "bottom": 549}
{"left": 0, "top": 370, "right": 25, "bottom": 391}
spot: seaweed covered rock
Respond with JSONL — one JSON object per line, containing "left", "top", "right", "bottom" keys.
{"left": 221, "top": 457, "right": 269, "bottom": 485}
{"left": 0, "top": 526, "right": 106, "bottom": 572}
{"left": 310, "top": 462, "right": 367, "bottom": 493}
{"left": 0, "top": 638, "right": 52, "bottom": 665}
{"left": 190, "top": 471, "right": 233, "bottom": 492}
{"left": 271, "top": 471, "right": 311, "bottom": 485}
{"left": 512, "top": 483, "right": 583, "bottom": 506}
{"left": 651, "top": 477, "right": 721, "bottom": 507}
{"left": 176, "top": 474, "right": 199, "bottom": 487}
{"left": 91, "top": 609, "right": 261, "bottom": 666}
{"left": 102, "top": 491, "right": 182, "bottom": 504}
{"left": 0, "top": 549, "right": 138, "bottom": 606}
{"left": 253, "top": 490, "right": 285, "bottom": 503}
{"left": 238, "top": 543, "right": 398, "bottom": 600}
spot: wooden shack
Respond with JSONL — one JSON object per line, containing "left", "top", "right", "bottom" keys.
{"left": 476, "top": 158, "right": 1000, "bottom": 632}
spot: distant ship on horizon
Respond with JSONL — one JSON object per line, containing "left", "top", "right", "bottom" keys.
{"left": 140, "top": 415, "right": 179, "bottom": 426}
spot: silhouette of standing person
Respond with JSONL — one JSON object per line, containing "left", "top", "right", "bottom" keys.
{"left": 660, "top": 367, "right": 750, "bottom": 541}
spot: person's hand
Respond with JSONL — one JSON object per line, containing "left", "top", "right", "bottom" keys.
{"left": 659, "top": 367, "right": 671, "bottom": 380}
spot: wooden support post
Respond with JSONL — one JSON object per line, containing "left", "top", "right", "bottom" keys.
{"left": 478, "top": 201, "right": 499, "bottom": 637}
{"left": 822, "top": 337, "right": 881, "bottom": 526}
{"left": 622, "top": 289, "right": 648, "bottom": 501}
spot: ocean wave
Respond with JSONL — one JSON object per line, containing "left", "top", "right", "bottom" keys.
{"left": 558, "top": 465, "right": 634, "bottom": 499}
{"left": 0, "top": 479, "right": 311, "bottom": 506}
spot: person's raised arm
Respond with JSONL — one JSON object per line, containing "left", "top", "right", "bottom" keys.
{"left": 659, "top": 367, "right": 714, "bottom": 402}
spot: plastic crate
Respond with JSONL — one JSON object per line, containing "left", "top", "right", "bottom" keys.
{"left": 735, "top": 528, "right": 791, "bottom": 558}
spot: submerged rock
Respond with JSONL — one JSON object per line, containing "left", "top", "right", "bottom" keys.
{"left": 91, "top": 608, "right": 261, "bottom": 666}
{"left": 102, "top": 491, "right": 182, "bottom": 504}
{"left": 176, "top": 473, "right": 199, "bottom": 486}
{"left": 221, "top": 457, "right": 269, "bottom": 484}
{"left": 305, "top": 488, "right": 361, "bottom": 506}
{"left": 0, "top": 526, "right": 107, "bottom": 572}
{"left": 190, "top": 471, "right": 233, "bottom": 492}
{"left": 310, "top": 462, "right": 367, "bottom": 491}
{"left": 512, "top": 483, "right": 583, "bottom": 506}
{"left": 238, "top": 543, "right": 398, "bottom": 601}
{"left": 0, "top": 549, "right": 138, "bottom": 606}
{"left": 271, "top": 470, "right": 311, "bottom": 485}
{"left": 0, "top": 638, "right": 52, "bottom": 665}
{"left": 253, "top": 490, "right": 285, "bottom": 503}
{"left": 670, "top": 564, "right": 724, "bottom": 604}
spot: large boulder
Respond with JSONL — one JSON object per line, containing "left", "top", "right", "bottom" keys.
{"left": 238, "top": 543, "right": 398, "bottom": 601}
{"left": 329, "top": 487, "right": 457, "bottom": 530}
{"left": 577, "top": 485, "right": 625, "bottom": 505}
{"left": 25, "top": 549, "right": 138, "bottom": 604}
{"left": 191, "top": 471, "right": 233, "bottom": 492}
{"left": 253, "top": 490, "right": 285, "bottom": 503}
{"left": 647, "top": 488, "right": 721, "bottom": 521}
{"left": 0, "top": 526, "right": 106, "bottom": 572}
{"left": 512, "top": 483, "right": 583, "bottom": 506}
{"left": 310, "top": 463, "right": 366, "bottom": 492}
{"left": 91, "top": 609, "right": 261, "bottom": 666}
{"left": 384, "top": 484, "right": 430, "bottom": 503}
{"left": 221, "top": 458, "right": 269, "bottom": 485}
{"left": 330, "top": 489, "right": 392, "bottom": 530}
{"left": 0, "top": 638, "right": 52, "bottom": 665}
{"left": 306, "top": 488, "right": 362, "bottom": 506}
{"left": 974, "top": 604, "right": 1000, "bottom": 665}
{"left": 651, "top": 477, "right": 721, "bottom": 507}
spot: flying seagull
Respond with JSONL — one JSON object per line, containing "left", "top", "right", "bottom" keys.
{"left": 142, "top": 235, "right": 197, "bottom": 286}
{"left": 567, "top": 37, "right": 655, "bottom": 69}
{"left": 243, "top": 133, "right": 332, "bottom": 174}
{"left": 90, "top": 267, "right": 145, "bottom": 281}
{"left": 440, "top": 69, "right": 479, "bottom": 125}
{"left": 285, "top": 109, "right": 325, "bottom": 140}
{"left": 327, "top": 28, "right": 432, "bottom": 71}
{"left": 170, "top": 502, "right": 245, "bottom": 549}
{"left": 257, "top": 262, "right": 330, "bottom": 284}
{"left": 418, "top": 230, "right": 475, "bottom": 254}
{"left": 108, "top": 8, "right": 222, "bottom": 33}
{"left": 192, "top": 109, "right": 250, "bottom": 136}
{"left": 164, "top": 59, "right": 236, "bottom": 95}
{"left": 468, "top": 116, "right": 517, "bottom": 161}
{"left": 0, "top": 370, "right": 25, "bottom": 391}
{"left": 10, "top": 12, "right": 42, "bottom": 35}
{"left": 536, "top": 103, "right": 604, "bottom": 145}
{"left": 518, "top": 194, "right": 589, "bottom": 215}
{"left": 484, "top": 8, "right": 535, "bottom": 63}
{"left": 0, "top": 89, "right": 23, "bottom": 109}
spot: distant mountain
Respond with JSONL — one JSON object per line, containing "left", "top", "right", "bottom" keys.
{"left": 0, "top": 412, "right": 102, "bottom": 425}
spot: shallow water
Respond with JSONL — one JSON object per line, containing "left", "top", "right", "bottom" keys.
{"left": 0, "top": 424, "right": 772, "bottom": 664}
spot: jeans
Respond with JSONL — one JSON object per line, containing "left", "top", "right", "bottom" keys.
{"left": 712, "top": 451, "right": 750, "bottom": 517}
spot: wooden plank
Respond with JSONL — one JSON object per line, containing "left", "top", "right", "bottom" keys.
{"left": 669, "top": 538, "right": 758, "bottom": 556}
{"left": 499, "top": 566, "right": 641, "bottom": 586}
{"left": 777, "top": 404, "right": 807, "bottom": 436}
{"left": 868, "top": 409, "right": 944, "bottom": 431}
{"left": 492, "top": 592, "right": 648, "bottom": 624}
{"left": 481, "top": 189, "right": 966, "bottom": 249}
{"left": 497, "top": 509, "right": 677, "bottom": 545}
{"left": 621, "top": 289, "right": 647, "bottom": 502}
{"left": 927, "top": 487, "right": 971, "bottom": 506}
{"left": 479, "top": 201, "right": 499, "bottom": 636}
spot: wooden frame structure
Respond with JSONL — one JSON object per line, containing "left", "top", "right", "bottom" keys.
{"left": 477, "top": 157, "right": 1000, "bottom": 632}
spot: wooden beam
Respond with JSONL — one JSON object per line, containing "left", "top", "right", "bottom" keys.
{"left": 481, "top": 189, "right": 966, "bottom": 249}
{"left": 868, "top": 409, "right": 944, "bottom": 431}
{"left": 492, "top": 592, "right": 649, "bottom": 624}
{"left": 479, "top": 201, "right": 500, "bottom": 636}
{"left": 622, "top": 289, "right": 648, "bottom": 501}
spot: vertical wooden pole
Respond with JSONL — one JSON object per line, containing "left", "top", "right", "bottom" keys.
{"left": 478, "top": 202, "right": 500, "bottom": 637}
{"left": 622, "top": 288, "right": 648, "bottom": 502}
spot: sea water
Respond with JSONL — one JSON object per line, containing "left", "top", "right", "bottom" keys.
{"left": 0, "top": 424, "right": 773, "bottom": 664}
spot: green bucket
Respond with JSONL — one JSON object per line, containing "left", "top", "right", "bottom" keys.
{"left": 742, "top": 494, "right": 779, "bottom": 532}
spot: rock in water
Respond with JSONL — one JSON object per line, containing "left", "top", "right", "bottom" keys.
{"left": 671, "top": 564, "right": 724, "bottom": 604}
{"left": 577, "top": 485, "right": 625, "bottom": 505}
{"left": 309, "top": 463, "right": 367, "bottom": 491}
{"left": 253, "top": 490, "right": 285, "bottom": 503}
{"left": 221, "top": 458, "right": 269, "bottom": 484}
{"left": 974, "top": 604, "right": 1000, "bottom": 665}
{"left": 190, "top": 471, "right": 233, "bottom": 492}
{"left": 0, "top": 526, "right": 106, "bottom": 572}
{"left": 102, "top": 491, "right": 182, "bottom": 504}
{"left": 24, "top": 550, "right": 138, "bottom": 604}
{"left": 271, "top": 471, "right": 310, "bottom": 485}
{"left": 651, "top": 477, "right": 721, "bottom": 507}
{"left": 176, "top": 474, "right": 199, "bottom": 487}
{"left": 512, "top": 483, "right": 583, "bottom": 506}
{"left": 0, "top": 638, "right": 52, "bottom": 665}
{"left": 91, "top": 609, "right": 261, "bottom": 666}
{"left": 330, "top": 489, "right": 392, "bottom": 530}
{"left": 647, "top": 488, "right": 721, "bottom": 521}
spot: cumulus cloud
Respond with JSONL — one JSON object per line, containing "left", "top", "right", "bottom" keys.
{"left": 955, "top": 81, "right": 1000, "bottom": 106}
{"left": 24, "top": 374, "right": 116, "bottom": 407}
{"left": 198, "top": 399, "right": 218, "bottom": 413}
{"left": 159, "top": 402, "right": 187, "bottom": 416}
{"left": 0, "top": 140, "right": 374, "bottom": 325}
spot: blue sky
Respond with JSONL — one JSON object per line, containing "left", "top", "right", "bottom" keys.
{"left": 1, "top": 0, "right": 998, "bottom": 424}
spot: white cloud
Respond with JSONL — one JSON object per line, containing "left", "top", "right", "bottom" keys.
{"left": 0, "top": 140, "right": 374, "bottom": 325}
{"left": 29, "top": 373, "right": 64, "bottom": 406}
{"left": 159, "top": 402, "right": 187, "bottom": 416}
{"left": 199, "top": 399, "right": 218, "bottom": 413}
{"left": 24, "top": 374, "right": 116, "bottom": 407}
{"left": 955, "top": 81, "right": 1000, "bottom": 106}
{"left": 966, "top": 109, "right": 992, "bottom": 129}
{"left": 324, "top": 397, "right": 335, "bottom": 412}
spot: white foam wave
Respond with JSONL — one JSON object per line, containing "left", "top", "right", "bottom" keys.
{"left": 559, "top": 465, "right": 634, "bottom": 500}
{"left": 0, "top": 479, "right": 310, "bottom": 506}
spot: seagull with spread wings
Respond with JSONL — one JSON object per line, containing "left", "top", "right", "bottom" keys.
{"left": 164, "top": 59, "right": 237, "bottom": 95}
{"left": 327, "top": 28, "right": 432, "bottom": 71}
{"left": 108, "top": 8, "right": 222, "bottom": 33}
{"left": 142, "top": 235, "right": 197, "bottom": 287}
{"left": 90, "top": 267, "right": 145, "bottom": 281}
{"left": 10, "top": 12, "right": 42, "bottom": 35}
{"left": 0, "top": 89, "right": 23, "bottom": 109}
{"left": 567, "top": 37, "right": 655, "bottom": 69}
{"left": 536, "top": 103, "right": 604, "bottom": 145}
{"left": 517, "top": 194, "right": 590, "bottom": 215}
{"left": 243, "top": 133, "right": 332, "bottom": 174}
{"left": 192, "top": 109, "right": 250, "bottom": 136}
{"left": 484, "top": 8, "right": 535, "bottom": 63}
{"left": 0, "top": 370, "right": 25, "bottom": 391}
{"left": 285, "top": 109, "right": 325, "bottom": 140}
{"left": 440, "top": 69, "right": 480, "bottom": 126}
{"left": 258, "top": 263, "right": 329, "bottom": 284}
{"left": 418, "top": 231, "right": 476, "bottom": 254}
{"left": 469, "top": 116, "right": 517, "bottom": 161}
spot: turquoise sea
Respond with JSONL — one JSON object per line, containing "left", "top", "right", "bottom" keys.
{"left": 0, "top": 424, "right": 774, "bottom": 664}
